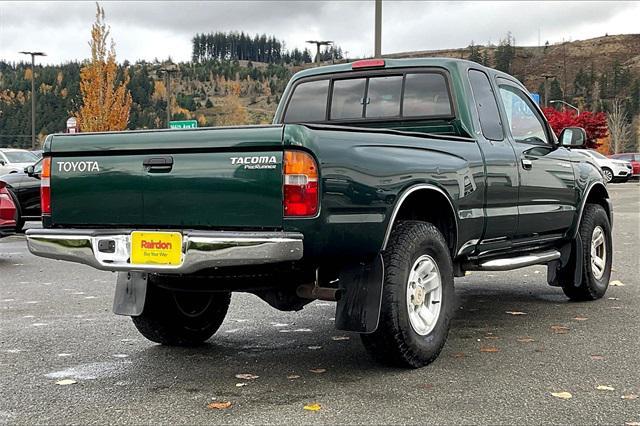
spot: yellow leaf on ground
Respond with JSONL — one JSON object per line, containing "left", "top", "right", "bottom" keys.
{"left": 287, "top": 375, "right": 301, "bottom": 379}
{"left": 517, "top": 337, "right": 536, "bottom": 343}
{"left": 551, "top": 325, "right": 570, "bottom": 334}
{"left": 207, "top": 401, "right": 232, "bottom": 410}
{"left": 480, "top": 346, "right": 500, "bottom": 353}
{"left": 596, "top": 385, "right": 615, "bottom": 391}
{"left": 551, "top": 391, "right": 573, "bottom": 399}
{"left": 621, "top": 394, "right": 638, "bottom": 400}
{"left": 573, "top": 317, "right": 588, "bottom": 321}
{"left": 610, "top": 280, "right": 625, "bottom": 286}
{"left": 624, "top": 422, "right": 640, "bottom": 426}
{"left": 451, "top": 352, "right": 465, "bottom": 358}
{"left": 304, "top": 403, "right": 322, "bottom": 411}
{"left": 506, "top": 311, "right": 527, "bottom": 315}
{"left": 235, "top": 373, "right": 259, "bottom": 380}
{"left": 309, "top": 368, "right": 326, "bottom": 374}
{"left": 55, "top": 379, "right": 77, "bottom": 386}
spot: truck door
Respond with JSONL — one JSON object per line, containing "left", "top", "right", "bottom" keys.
{"left": 468, "top": 69, "right": 519, "bottom": 254}
{"left": 495, "top": 79, "right": 576, "bottom": 243}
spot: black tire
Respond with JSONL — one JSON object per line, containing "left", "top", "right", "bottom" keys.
{"left": 132, "top": 280, "right": 231, "bottom": 346}
{"left": 562, "top": 204, "right": 612, "bottom": 301}
{"left": 601, "top": 168, "right": 613, "bottom": 183}
{"left": 7, "top": 190, "right": 24, "bottom": 232}
{"left": 361, "top": 221, "right": 454, "bottom": 368}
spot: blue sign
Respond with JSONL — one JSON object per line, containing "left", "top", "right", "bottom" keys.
{"left": 530, "top": 92, "right": 541, "bottom": 105}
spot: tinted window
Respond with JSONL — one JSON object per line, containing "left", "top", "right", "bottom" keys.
{"left": 283, "top": 80, "right": 329, "bottom": 123}
{"left": 331, "top": 78, "right": 366, "bottom": 120}
{"left": 403, "top": 73, "right": 452, "bottom": 117}
{"left": 499, "top": 85, "right": 548, "bottom": 144}
{"left": 366, "top": 76, "right": 402, "bottom": 118}
{"left": 468, "top": 70, "right": 503, "bottom": 140}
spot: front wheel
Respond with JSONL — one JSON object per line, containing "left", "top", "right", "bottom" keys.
{"left": 132, "top": 281, "right": 231, "bottom": 346}
{"left": 361, "top": 221, "right": 454, "bottom": 368}
{"left": 602, "top": 168, "right": 613, "bottom": 183}
{"left": 562, "top": 204, "right": 612, "bottom": 301}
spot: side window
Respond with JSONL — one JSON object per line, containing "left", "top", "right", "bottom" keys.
{"left": 283, "top": 80, "right": 329, "bottom": 123}
{"left": 498, "top": 85, "right": 549, "bottom": 144}
{"left": 366, "top": 76, "right": 402, "bottom": 118}
{"left": 403, "top": 73, "right": 452, "bottom": 117}
{"left": 331, "top": 78, "right": 366, "bottom": 120}
{"left": 468, "top": 70, "right": 503, "bottom": 141}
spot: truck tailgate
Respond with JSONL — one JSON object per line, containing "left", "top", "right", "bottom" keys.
{"left": 48, "top": 126, "right": 284, "bottom": 229}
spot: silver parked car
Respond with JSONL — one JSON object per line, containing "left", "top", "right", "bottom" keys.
{"left": 0, "top": 149, "right": 39, "bottom": 176}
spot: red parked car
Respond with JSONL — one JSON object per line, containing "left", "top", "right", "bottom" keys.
{"left": 0, "top": 180, "right": 18, "bottom": 237}
{"left": 609, "top": 153, "right": 640, "bottom": 178}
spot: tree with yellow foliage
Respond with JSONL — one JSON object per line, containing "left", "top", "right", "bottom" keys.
{"left": 76, "top": 3, "right": 132, "bottom": 132}
{"left": 216, "top": 81, "right": 249, "bottom": 126}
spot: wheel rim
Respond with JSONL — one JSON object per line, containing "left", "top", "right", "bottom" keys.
{"left": 590, "top": 226, "right": 607, "bottom": 280}
{"left": 603, "top": 169, "right": 613, "bottom": 182}
{"left": 406, "top": 255, "right": 442, "bottom": 336}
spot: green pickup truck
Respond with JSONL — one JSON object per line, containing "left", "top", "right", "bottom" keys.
{"left": 27, "top": 58, "right": 613, "bottom": 368}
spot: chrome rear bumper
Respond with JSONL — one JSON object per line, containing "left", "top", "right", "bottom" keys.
{"left": 26, "top": 229, "right": 303, "bottom": 274}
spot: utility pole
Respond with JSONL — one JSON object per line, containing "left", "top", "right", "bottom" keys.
{"left": 159, "top": 62, "right": 179, "bottom": 127}
{"left": 19, "top": 51, "right": 46, "bottom": 150}
{"left": 542, "top": 73, "right": 554, "bottom": 107}
{"left": 305, "top": 40, "right": 333, "bottom": 65}
{"left": 374, "top": 0, "right": 382, "bottom": 58}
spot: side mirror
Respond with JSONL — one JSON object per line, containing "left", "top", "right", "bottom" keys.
{"left": 559, "top": 127, "right": 587, "bottom": 148}
{"left": 26, "top": 165, "right": 36, "bottom": 177}
{"left": 0, "top": 160, "right": 5, "bottom": 166}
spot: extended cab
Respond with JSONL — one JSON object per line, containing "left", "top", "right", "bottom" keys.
{"left": 27, "top": 59, "right": 613, "bottom": 368}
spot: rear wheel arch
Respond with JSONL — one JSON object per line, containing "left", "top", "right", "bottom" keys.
{"left": 382, "top": 185, "right": 458, "bottom": 257}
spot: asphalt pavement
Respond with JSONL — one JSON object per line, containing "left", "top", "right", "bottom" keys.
{"left": 1, "top": 182, "right": 638, "bottom": 425}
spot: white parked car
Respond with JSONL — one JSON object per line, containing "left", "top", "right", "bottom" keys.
{"left": 574, "top": 149, "right": 632, "bottom": 182}
{"left": 0, "top": 149, "right": 39, "bottom": 176}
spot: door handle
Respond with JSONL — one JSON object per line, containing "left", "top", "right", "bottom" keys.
{"left": 143, "top": 156, "right": 173, "bottom": 173}
{"left": 521, "top": 158, "right": 533, "bottom": 170}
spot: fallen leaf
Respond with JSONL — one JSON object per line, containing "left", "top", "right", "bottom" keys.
{"left": 550, "top": 391, "right": 573, "bottom": 399}
{"left": 287, "top": 375, "right": 300, "bottom": 379}
{"left": 309, "top": 368, "right": 326, "bottom": 374}
{"left": 573, "top": 316, "right": 588, "bottom": 321}
{"left": 308, "top": 346, "right": 322, "bottom": 350}
{"left": 596, "top": 385, "right": 615, "bottom": 391}
{"left": 608, "top": 297, "right": 620, "bottom": 301}
{"left": 55, "top": 379, "right": 77, "bottom": 386}
{"left": 331, "top": 336, "right": 350, "bottom": 341}
{"left": 550, "top": 325, "right": 570, "bottom": 334}
{"left": 480, "top": 346, "right": 500, "bottom": 353}
{"left": 610, "top": 280, "right": 625, "bottom": 287}
{"left": 517, "top": 337, "right": 536, "bottom": 343}
{"left": 484, "top": 335, "right": 500, "bottom": 340}
{"left": 235, "top": 373, "right": 259, "bottom": 380}
{"left": 624, "top": 422, "right": 640, "bottom": 426}
{"left": 417, "top": 383, "right": 434, "bottom": 390}
{"left": 506, "top": 311, "right": 527, "bottom": 315}
{"left": 235, "top": 383, "right": 247, "bottom": 387}
{"left": 303, "top": 403, "right": 321, "bottom": 411}
{"left": 451, "top": 352, "right": 465, "bottom": 358}
{"left": 590, "top": 355, "right": 605, "bottom": 360}
{"left": 621, "top": 394, "right": 638, "bottom": 400}
{"left": 207, "top": 401, "right": 232, "bottom": 410}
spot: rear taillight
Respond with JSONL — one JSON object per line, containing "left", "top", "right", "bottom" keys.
{"left": 41, "top": 157, "right": 51, "bottom": 215}
{"left": 283, "top": 150, "right": 318, "bottom": 217}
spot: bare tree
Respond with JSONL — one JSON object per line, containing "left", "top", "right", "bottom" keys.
{"left": 607, "top": 99, "right": 631, "bottom": 154}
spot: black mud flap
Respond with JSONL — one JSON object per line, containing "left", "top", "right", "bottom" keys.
{"left": 335, "top": 254, "right": 384, "bottom": 333}
{"left": 113, "top": 272, "right": 148, "bottom": 316}
{"left": 547, "top": 236, "right": 583, "bottom": 287}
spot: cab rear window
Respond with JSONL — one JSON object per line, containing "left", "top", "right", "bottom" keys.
{"left": 283, "top": 70, "right": 453, "bottom": 123}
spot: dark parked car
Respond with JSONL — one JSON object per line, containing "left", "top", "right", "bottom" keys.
{"left": 0, "top": 159, "right": 42, "bottom": 231}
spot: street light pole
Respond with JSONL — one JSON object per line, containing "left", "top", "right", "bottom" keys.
{"left": 306, "top": 40, "right": 333, "bottom": 65}
{"left": 19, "top": 51, "right": 46, "bottom": 150}
{"left": 550, "top": 100, "right": 580, "bottom": 115}
{"left": 374, "top": 0, "right": 382, "bottom": 58}
{"left": 159, "top": 62, "right": 179, "bottom": 128}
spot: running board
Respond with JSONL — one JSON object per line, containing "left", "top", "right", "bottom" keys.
{"left": 464, "top": 249, "right": 561, "bottom": 271}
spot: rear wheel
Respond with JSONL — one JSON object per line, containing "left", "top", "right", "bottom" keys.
{"left": 361, "top": 221, "right": 454, "bottom": 368}
{"left": 132, "top": 281, "right": 230, "bottom": 346}
{"left": 562, "top": 204, "right": 612, "bottom": 301}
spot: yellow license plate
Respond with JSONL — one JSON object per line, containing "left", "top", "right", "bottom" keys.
{"left": 130, "top": 231, "right": 182, "bottom": 266}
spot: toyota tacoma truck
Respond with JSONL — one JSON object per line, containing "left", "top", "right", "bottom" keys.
{"left": 27, "top": 58, "right": 613, "bottom": 368}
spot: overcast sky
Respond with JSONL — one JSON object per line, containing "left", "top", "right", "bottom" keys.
{"left": 1, "top": 1, "right": 638, "bottom": 65}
